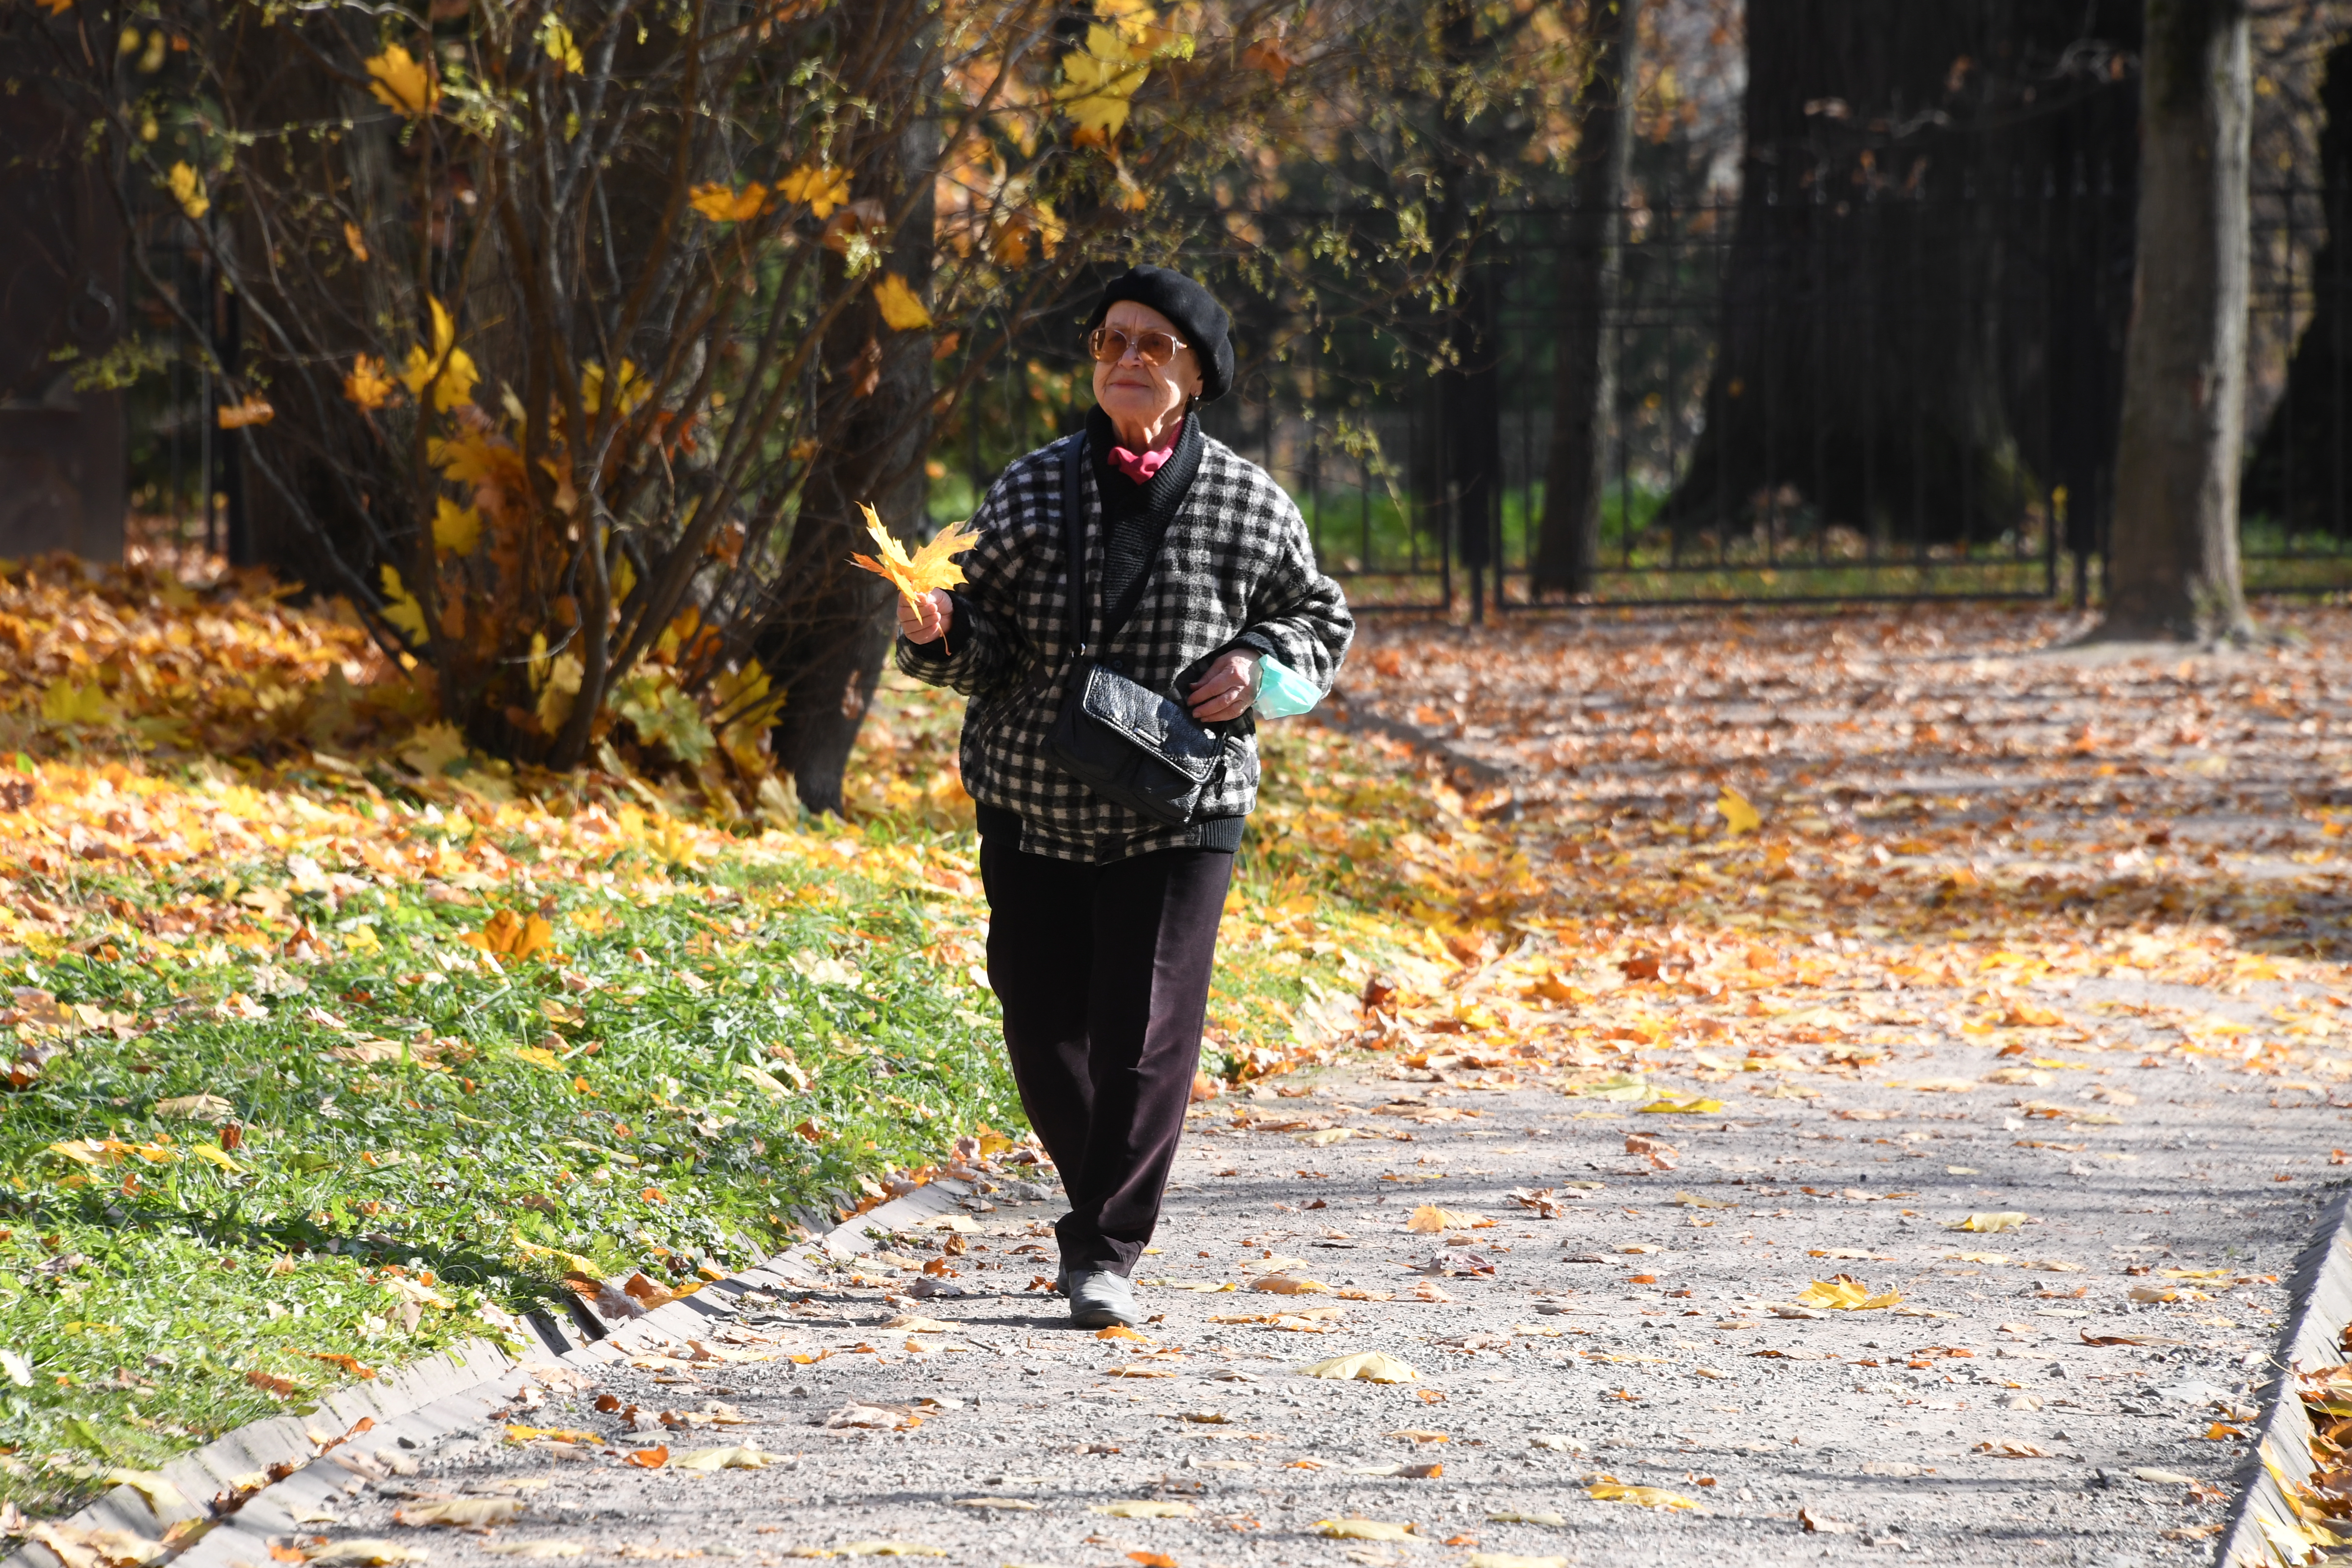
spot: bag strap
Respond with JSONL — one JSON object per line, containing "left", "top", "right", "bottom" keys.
{"left": 1059, "top": 433, "right": 1090, "bottom": 662}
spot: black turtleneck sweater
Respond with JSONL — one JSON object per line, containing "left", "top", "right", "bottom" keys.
{"left": 1086, "top": 404, "right": 1204, "bottom": 642}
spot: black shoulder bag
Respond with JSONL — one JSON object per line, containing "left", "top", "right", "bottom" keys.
{"left": 1043, "top": 436, "right": 1225, "bottom": 826}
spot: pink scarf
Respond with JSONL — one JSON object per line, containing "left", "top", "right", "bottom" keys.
{"left": 1109, "top": 418, "right": 1183, "bottom": 484}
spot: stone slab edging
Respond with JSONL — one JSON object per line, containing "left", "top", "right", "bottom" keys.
{"left": 8, "top": 1175, "right": 986, "bottom": 1568}
{"left": 2215, "top": 1184, "right": 2352, "bottom": 1568}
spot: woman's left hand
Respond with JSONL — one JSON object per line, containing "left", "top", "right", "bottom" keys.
{"left": 1186, "top": 651, "right": 1260, "bottom": 722}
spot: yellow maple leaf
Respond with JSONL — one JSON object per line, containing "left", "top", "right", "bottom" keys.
{"left": 166, "top": 161, "right": 208, "bottom": 220}
{"left": 433, "top": 496, "right": 481, "bottom": 557}
{"left": 343, "top": 220, "right": 370, "bottom": 261}
{"left": 777, "top": 164, "right": 850, "bottom": 218}
{"left": 344, "top": 354, "right": 397, "bottom": 411}
{"left": 399, "top": 297, "right": 479, "bottom": 412}
{"left": 848, "top": 504, "right": 980, "bottom": 608}
{"left": 365, "top": 44, "right": 439, "bottom": 117}
{"left": 379, "top": 564, "right": 428, "bottom": 643}
{"left": 689, "top": 181, "right": 772, "bottom": 223}
{"left": 1717, "top": 786, "right": 1760, "bottom": 835}
{"left": 1059, "top": 25, "right": 1149, "bottom": 140}
{"left": 871, "top": 273, "right": 932, "bottom": 332}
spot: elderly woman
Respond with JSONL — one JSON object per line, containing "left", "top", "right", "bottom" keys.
{"left": 897, "top": 265, "right": 1353, "bottom": 1328}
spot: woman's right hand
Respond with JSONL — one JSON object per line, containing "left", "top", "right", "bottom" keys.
{"left": 898, "top": 588, "right": 954, "bottom": 645}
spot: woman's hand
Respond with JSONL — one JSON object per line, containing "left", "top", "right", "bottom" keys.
{"left": 898, "top": 588, "right": 953, "bottom": 645}
{"left": 1186, "top": 650, "right": 1260, "bottom": 722}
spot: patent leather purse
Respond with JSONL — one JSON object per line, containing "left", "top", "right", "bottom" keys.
{"left": 1042, "top": 436, "right": 1224, "bottom": 826}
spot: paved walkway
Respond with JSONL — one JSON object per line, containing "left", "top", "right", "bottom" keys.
{"left": 305, "top": 611, "right": 2352, "bottom": 1566}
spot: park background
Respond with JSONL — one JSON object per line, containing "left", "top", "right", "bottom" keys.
{"left": 3, "top": 0, "right": 2352, "bottom": 1544}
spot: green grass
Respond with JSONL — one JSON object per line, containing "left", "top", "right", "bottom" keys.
{"left": 0, "top": 694, "right": 1413, "bottom": 1517}
{"left": 0, "top": 812, "right": 1033, "bottom": 1510}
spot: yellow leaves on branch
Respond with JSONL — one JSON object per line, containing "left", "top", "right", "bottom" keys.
{"left": 778, "top": 164, "right": 851, "bottom": 218}
{"left": 580, "top": 359, "right": 649, "bottom": 416}
{"left": 344, "top": 354, "right": 398, "bottom": 411}
{"left": 872, "top": 274, "right": 932, "bottom": 332}
{"left": 433, "top": 496, "right": 482, "bottom": 558}
{"left": 1059, "top": 24, "right": 1150, "bottom": 140}
{"left": 848, "top": 504, "right": 979, "bottom": 608}
{"left": 166, "top": 161, "right": 207, "bottom": 220}
{"left": 400, "top": 297, "right": 479, "bottom": 413}
{"left": 379, "top": 565, "right": 428, "bottom": 643}
{"left": 689, "top": 182, "right": 773, "bottom": 223}
{"left": 365, "top": 45, "right": 440, "bottom": 117}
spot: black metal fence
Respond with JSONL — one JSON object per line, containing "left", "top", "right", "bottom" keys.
{"left": 1175, "top": 169, "right": 2352, "bottom": 612}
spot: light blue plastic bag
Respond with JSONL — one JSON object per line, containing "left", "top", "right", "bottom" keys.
{"left": 1252, "top": 655, "right": 1322, "bottom": 719}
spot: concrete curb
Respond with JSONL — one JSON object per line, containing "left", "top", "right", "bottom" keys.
{"left": 7, "top": 1175, "right": 1007, "bottom": 1568}
{"left": 2214, "top": 1184, "right": 2352, "bottom": 1568}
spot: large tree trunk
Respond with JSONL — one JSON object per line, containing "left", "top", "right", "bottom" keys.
{"left": 1659, "top": 1, "right": 2141, "bottom": 550}
{"left": 1530, "top": 0, "right": 1639, "bottom": 599}
{"left": 2240, "top": 37, "right": 2352, "bottom": 542}
{"left": 2100, "top": 0, "right": 2253, "bottom": 641}
{"left": 761, "top": 103, "right": 938, "bottom": 817}
{"left": 1427, "top": 0, "right": 1503, "bottom": 617}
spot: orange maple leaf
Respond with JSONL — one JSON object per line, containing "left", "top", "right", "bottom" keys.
{"left": 849, "top": 502, "right": 980, "bottom": 607}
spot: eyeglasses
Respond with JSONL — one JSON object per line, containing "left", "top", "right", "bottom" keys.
{"left": 1087, "top": 325, "right": 1189, "bottom": 367}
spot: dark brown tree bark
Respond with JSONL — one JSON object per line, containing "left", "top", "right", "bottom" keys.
{"left": 2100, "top": 0, "right": 2253, "bottom": 641}
{"left": 1658, "top": 1, "right": 2142, "bottom": 550}
{"left": 2241, "top": 36, "right": 2352, "bottom": 542}
{"left": 760, "top": 105, "right": 939, "bottom": 817}
{"left": 1530, "top": 0, "right": 1639, "bottom": 599}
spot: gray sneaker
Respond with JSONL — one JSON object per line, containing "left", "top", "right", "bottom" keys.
{"left": 1066, "top": 1269, "right": 1142, "bottom": 1328}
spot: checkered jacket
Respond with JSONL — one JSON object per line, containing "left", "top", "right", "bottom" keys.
{"left": 897, "top": 429, "right": 1353, "bottom": 863}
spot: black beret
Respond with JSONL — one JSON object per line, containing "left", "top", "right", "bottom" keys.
{"left": 1085, "top": 264, "right": 1234, "bottom": 403}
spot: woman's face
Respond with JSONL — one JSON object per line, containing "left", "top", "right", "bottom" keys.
{"left": 1092, "top": 300, "right": 1203, "bottom": 444}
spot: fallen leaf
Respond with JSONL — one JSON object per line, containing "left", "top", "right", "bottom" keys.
{"left": 481, "top": 1544, "right": 584, "bottom": 1560}
{"left": 1485, "top": 1509, "right": 1568, "bottom": 1526}
{"left": 1091, "top": 1500, "right": 1195, "bottom": 1519}
{"left": 1586, "top": 1480, "right": 1700, "bottom": 1511}
{"left": 1407, "top": 1205, "right": 1483, "bottom": 1233}
{"left": 623, "top": 1446, "right": 669, "bottom": 1468}
{"left": 1301, "top": 1352, "right": 1417, "bottom": 1383}
{"left": 306, "top": 1544, "right": 427, "bottom": 1568}
{"left": 1314, "top": 1519, "right": 1415, "bottom": 1541}
{"left": 1946, "top": 1212, "right": 2030, "bottom": 1233}
{"left": 1794, "top": 1276, "right": 1902, "bottom": 1312}
{"left": 1798, "top": 1508, "right": 1856, "bottom": 1535}
{"left": 950, "top": 1498, "right": 1039, "bottom": 1511}
{"left": 671, "top": 1445, "right": 768, "bottom": 1472}
{"left": 1974, "top": 1441, "right": 2054, "bottom": 1457}
{"left": 832, "top": 1546, "right": 947, "bottom": 1559}
{"left": 395, "top": 1498, "right": 526, "bottom": 1527}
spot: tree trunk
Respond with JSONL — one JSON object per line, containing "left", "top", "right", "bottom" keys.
{"left": 2240, "top": 37, "right": 2352, "bottom": 543}
{"left": 2099, "top": 0, "right": 2252, "bottom": 641}
{"left": 1530, "top": 0, "right": 1639, "bottom": 599}
{"left": 1427, "top": 0, "right": 1503, "bottom": 617}
{"left": 1658, "top": 1, "right": 2141, "bottom": 550}
{"left": 761, "top": 108, "right": 938, "bottom": 817}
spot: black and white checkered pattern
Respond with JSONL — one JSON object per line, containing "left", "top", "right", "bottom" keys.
{"left": 897, "top": 430, "right": 1354, "bottom": 862}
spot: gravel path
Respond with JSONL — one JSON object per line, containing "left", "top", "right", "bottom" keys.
{"left": 309, "top": 1016, "right": 2332, "bottom": 1568}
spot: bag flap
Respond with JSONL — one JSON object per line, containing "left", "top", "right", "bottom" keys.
{"left": 1078, "top": 665, "right": 1223, "bottom": 780}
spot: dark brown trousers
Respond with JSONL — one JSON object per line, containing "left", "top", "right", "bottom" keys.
{"left": 980, "top": 838, "right": 1233, "bottom": 1276}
